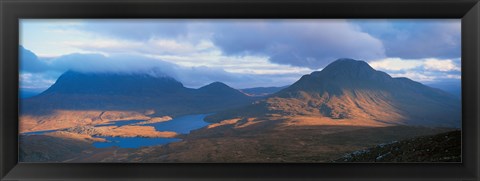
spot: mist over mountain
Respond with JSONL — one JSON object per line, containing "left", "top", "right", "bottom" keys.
{"left": 22, "top": 70, "right": 255, "bottom": 117}
{"left": 207, "top": 59, "right": 461, "bottom": 128}
{"left": 19, "top": 58, "right": 462, "bottom": 163}
{"left": 21, "top": 58, "right": 461, "bottom": 128}
{"left": 41, "top": 71, "right": 187, "bottom": 96}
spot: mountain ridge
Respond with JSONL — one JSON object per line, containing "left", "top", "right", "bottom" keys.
{"left": 22, "top": 70, "right": 255, "bottom": 117}
{"left": 206, "top": 58, "right": 461, "bottom": 128}
{"left": 240, "top": 86, "right": 289, "bottom": 97}
{"left": 41, "top": 70, "right": 189, "bottom": 96}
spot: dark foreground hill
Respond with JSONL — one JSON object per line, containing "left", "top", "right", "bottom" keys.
{"left": 207, "top": 59, "right": 461, "bottom": 128}
{"left": 20, "top": 125, "right": 455, "bottom": 162}
{"left": 334, "top": 130, "right": 461, "bottom": 162}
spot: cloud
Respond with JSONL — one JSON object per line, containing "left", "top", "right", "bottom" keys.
{"left": 352, "top": 19, "right": 460, "bottom": 59}
{"left": 19, "top": 46, "right": 50, "bottom": 73}
{"left": 423, "top": 59, "right": 460, "bottom": 72}
{"left": 81, "top": 20, "right": 191, "bottom": 41}
{"left": 65, "top": 38, "right": 217, "bottom": 56}
{"left": 61, "top": 35, "right": 316, "bottom": 77}
{"left": 211, "top": 20, "right": 386, "bottom": 69}
{"left": 23, "top": 19, "right": 460, "bottom": 70}
{"left": 368, "top": 57, "right": 460, "bottom": 72}
{"left": 368, "top": 58, "right": 423, "bottom": 71}
{"left": 20, "top": 72, "right": 58, "bottom": 89}
{"left": 19, "top": 19, "right": 462, "bottom": 90}
{"left": 74, "top": 20, "right": 386, "bottom": 69}
{"left": 368, "top": 57, "right": 461, "bottom": 83}
{"left": 48, "top": 53, "right": 304, "bottom": 88}
{"left": 48, "top": 53, "right": 174, "bottom": 74}
{"left": 19, "top": 47, "right": 302, "bottom": 90}
{"left": 390, "top": 71, "right": 461, "bottom": 82}
{"left": 390, "top": 72, "right": 437, "bottom": 82}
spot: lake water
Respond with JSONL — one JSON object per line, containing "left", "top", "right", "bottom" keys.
{"left": 95, "top": 119, "right": 145, "bottom": 127}
{"left": 150, "top": 114, "right": 212, "bottom": 134}
{"left": 22, "top": 129, "right": 58, "bottom": 135}
{"left": 92, "top": 113, "right": 212, "bottom": 148}
{"left": 92, "top": 136, "right": 182, "bottom": 148}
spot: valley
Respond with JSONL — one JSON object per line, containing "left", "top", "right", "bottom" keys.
{"left": 20, "top": 119, "right": 455, "bottom": 162}
{"left": 19, "top": 58, "right": 462, "bottom": 163}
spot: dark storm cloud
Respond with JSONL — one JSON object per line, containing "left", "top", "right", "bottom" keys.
{"left": 210, "top": 20, "right": 386, "bottom": 69}
{"left": 76, "top": 19, "right": 460, "bottom": 69}
{"left": 351, "top": 19, "right": 461, "bottom": 59}
{"left": 77, "top": 20, "right": 386, "bottom": 69}
{"left": 19, "top": 20, "right": 462, "bottom": 91}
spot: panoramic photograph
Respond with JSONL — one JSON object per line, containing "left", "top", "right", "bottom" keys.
{"left": 19, "top": 19, "right": 461, "bottom": 162}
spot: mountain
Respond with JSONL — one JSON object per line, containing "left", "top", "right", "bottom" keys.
{"left": 22, "top": 71, "right": 255, "bottom": 116}
{"left": 206, "top": 58, "right": 461, "bottom": 128}
{"left": 192, "top": 82, "right": 257, "bottom": 111}
{"left": 20, "top": 90, "right": 42, "bottom": 99}
{"left": 20, "top": 46, "right": 49, "bottom": 73}
{"left": 198, "top": 82, "right": 247, "bottom": 97}
{"left": 426, "top": 81, "right": 461, "bottom": 98}
{"left": 41, "top": 71, "right": 187, "bottom": 96}
{"left": 240, "top": 86, "right": 288, "bottom": 97}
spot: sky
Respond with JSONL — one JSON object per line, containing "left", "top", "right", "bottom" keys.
{"left": 19, "top": 19, "right": 461, "bottom": 92}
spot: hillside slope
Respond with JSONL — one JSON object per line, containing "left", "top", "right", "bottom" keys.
{"left": 20, "top": 71, "right": 256, "bottom": 132}
{"left": 334, "top": 130, "right": 461, "bottom": 162}
{"left": 207, "top": 59, "right": 461, "bottom": 128}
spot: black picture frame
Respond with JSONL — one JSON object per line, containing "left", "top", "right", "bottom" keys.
{"left": 1, "top": 0, "right": 479, "bottom": 180}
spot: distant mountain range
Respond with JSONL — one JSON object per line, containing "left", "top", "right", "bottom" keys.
{"left": 240, "top": 86, "right": 288, "bottom": 97}
{"left": 206, "top": 59, "right": 461, "bottom": 128}
{"left": 20, "top": 80, "right": 461, "bottom": 100}
{"left": 20, "top": 90, "right": 42, "bottom": 99}
{"left": 22, "top": 58, "right": 461, "bottom": 128}
{"left": 22, "top": 71, "right": 256, "bottom": 116}
{"left": 426, "top": 81, "right": 461, "bottom": 98}
{"left": 19, "top": 57, "right": 462, "bottom": 163}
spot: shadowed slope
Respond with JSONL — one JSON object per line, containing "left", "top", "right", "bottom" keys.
{"left": 22, "top": 70, "right": 255, "bottom": 115}
{"left": 41, "top": 71, "right": 187, "bottom": 96}
{"left": 20, "top": 71, "right": 257, "bottom": 132}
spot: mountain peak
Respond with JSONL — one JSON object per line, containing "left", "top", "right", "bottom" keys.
{"left": 275, "top": 58, "right": 393, "bottom": 98}
{"left": 329, "top": 58, "right": 372, "bottom": 68}
{"left": 198, "top": 82, "right": 247, "bottom": 97}
{"left": 315, "top": 58, "right": 374, "bottom": 75}
{"left": 211, "top": 58, "right": 461, "bottom": 128}
{"left": 206, "top": 81, "right": 229, "bottom": 87}
{"left": 199, "top": 81, "right": 235, "bottom": 91}
{"left": 42, "top": 70, "right": 186, "bottom": 96}
{"left": 308, "top": 58, "right": 390, "bottom": 83}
